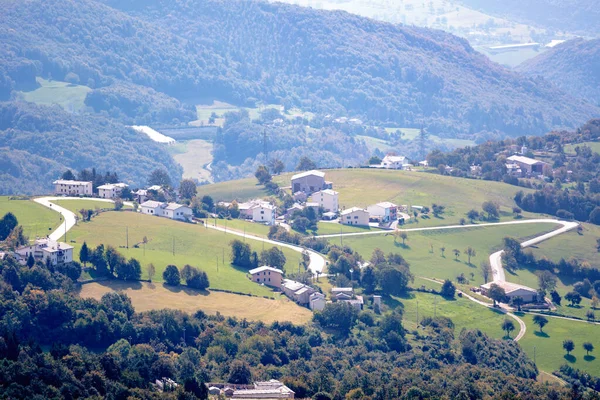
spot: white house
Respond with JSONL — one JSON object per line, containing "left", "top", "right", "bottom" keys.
{"left": 367, "top": 202, "right": 398, "bottom": 223}
{"left": 309, "top": 292, "right": 326, "bottom": 311}
{"left": 16, "top": 238, "right": 73, "bottom": 266}
{"left": 506, "top": 155, "right": 548, "bottom": 176}
{"left": 291, "top": 170, "right": 332, "bottom": 194}
{"left": 232, "top": 380, "right": 295, "bottom": 399}
{"left": 310, "top": 189, "right": 339, "bottom": 213}
{"left": 140, "top": 200, "right": 165, "bottom": 216}
{"left": 251, "top": 203, "right": 277, "bottom": 225}
{"left": 380, "top": 155, "right": 408, "bottom": 169}
{"left": 340, "top": 207, "right": 369, "bottom": 226}
{"left": 53, "top": 180, "right": 93, "bottom": 196}
{"left": 249, "top": 266, "right": 284, "bottom": 288}
{"left": 163, "top": 203, "right": 193, "bottom": 221}
{"left": 282, "top": 279, "right": 315, "bottom": 306}
{"left": 97, "top": 183, "right": 128, "bottom": 199}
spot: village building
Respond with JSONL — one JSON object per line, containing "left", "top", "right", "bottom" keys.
{"left": 309, "top": 292, "right": 326, "bottom": 311}
{"left": 97, "top": 183, "right": 128, "bottom": 199}
{"left": 53, "top": 180, "right": 93, "bottom": 196}
{"left": 340, "top": 207, "right": 369, "bottom": 226}
{"left": 380, "top": 155, "right": 408, "bottom": 170}
{"left": 232, "top": 380, "right": 295, "bottom": 399}
{"left": 282, "top": 279, "right": 315, "bottom": 306}
{"left": 140, "top": 200, "right": 165, "bottom": 216}
{"left": 331, "top": 287, "right": 363, "bottom": 310}
{"left": 16, "top": 238, "right": 73, "bottom": 266}
{"left": 140, "top": 201, "right": 192, "bottom": 221}
{"left": 367, "top": 202, "right": 398, "bottom": 223}
{"left": 251, "top": 202, "right": 276, "bottom": 225}
{"left": 310, "top": 189, "right": 339, "bottom": 212}
{"left": 249, "top": 266, "right": 284, "bottom": 288}
{"left": 506, "top": 155, "right": 548, "bottom": 176}
{"left": 291, "top": 170, "right": 332, "bottom": 194}
{"left": 480, "top": 281, "right": 539, "bottom": 303}
{"left": 285, "top": 203, "right": 305, "bottom": 219}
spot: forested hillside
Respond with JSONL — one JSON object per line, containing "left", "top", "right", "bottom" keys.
{"left": 517, "top": 39, "right": 600, "bottom": 106}
{"left": 1, "top": 0, "right": 598, "bottom": 138}
{"left": 457, "top": 0, "right": 600, "bottom": 36}
{"left": 0, "top": 102, "right": 182, "bottom": 194}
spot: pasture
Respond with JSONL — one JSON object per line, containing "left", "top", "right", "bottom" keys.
{"left": 79, "top": 280, "right": 312, "bottom": 325}
{"left": 0, "top": 197, "right": 60, "bottom": 238}
{"left": 18, "top": 77, "right": 91, "bottom": 113}
{"left": 53, "top": 199, "right": 132, "bottom": 216}
{"left": 169, "top": 139, "right": 214, "bottom": 183}
{"left": 66, "top": 212, "right": 302, "bottom": 296}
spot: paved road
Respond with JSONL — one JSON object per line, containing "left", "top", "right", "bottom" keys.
{"left": 34, "top": 197, "right": 326, "bottom": 275}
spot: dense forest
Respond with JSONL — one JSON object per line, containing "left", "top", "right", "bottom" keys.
{"left": 0, "top": 101, "right": 182, "bottom": 194}
{"left": 457, "top": 0, "right": 600, "bottom": 36}
{"left": 518, "top": 39, "right": 600, "bottom": 106}
{"left": 0, "top": 249, "right": 590, "bottom": 399}
{"left": 1, "top": 0, "right": 598, "bottom": 137}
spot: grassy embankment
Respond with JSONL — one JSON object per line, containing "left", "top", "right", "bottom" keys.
{"left": 0, "top": 197, "right": 60, "bottom": 239}
{"left": 66, "top": 211, "right": 302, "bottom": 296}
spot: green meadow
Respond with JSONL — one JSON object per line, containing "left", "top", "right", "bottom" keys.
{"left": 0, "top": 197, "right": 60, "bottom": 239}
{"left": 18, "top": 77, "right": 91, "bottom": 113}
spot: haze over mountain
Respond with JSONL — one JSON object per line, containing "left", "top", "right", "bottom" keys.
{"left": 517, "top": 38, "right": 600, "bottom": 106}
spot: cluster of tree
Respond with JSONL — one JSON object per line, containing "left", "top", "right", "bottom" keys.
{"left": 230, "top": 240, "right": 287, "bottom": 271}
{"left": 0, "top": 253, "right": 588, "bottom": 399}
{"left": 0, "top": 212, "right": 18, "bottom": 241}
{"left": 79, "top": 242, "right": 141, "bottom": 281}
{"left": 358, "top": 249, "right": 415, "bottom": 296}
{"left": 267, "top": 226, "right": 330, "bottom": 255}
{"left": 84, "top": 80, "right": 196, "bottom": 124}
{"left": 162, "top": 264, "right": 210, "bottom": 290}
{"left": 0, "top": 101, "right": 182, "bottom": 194}
{"left": 515, "top": 186, "right": 600, "bottom": 225}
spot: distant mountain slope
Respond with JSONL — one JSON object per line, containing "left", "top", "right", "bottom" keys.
{"left": 457, "top": 0, "right": 600, "bottom": 36}
{"left": 517, "top": 39, "right": 600, "bottom": 106}
{"left": 0, "top": 101, "right": 182, "bottom": 195}
{"left": 1, "top": 0, "right": 598, "bottom": 138}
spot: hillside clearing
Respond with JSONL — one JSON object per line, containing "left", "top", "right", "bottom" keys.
{"left": 0, "top": 197, "right": 60, "bottom": 238}
{"left": 79, "top": 280, "right": 312, "bottom": 325}
{"left": 18, "top": 77, "right": 91, "bottom": 113}
{"left": 169, "top": 139, "right": 214, "bottom": 183}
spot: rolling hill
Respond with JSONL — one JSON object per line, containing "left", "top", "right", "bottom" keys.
{"left": 1, "top": 0, "right": 598, "bottom": 138}
{"left": 517, "top": 38, "right": 600, "bottom": 106}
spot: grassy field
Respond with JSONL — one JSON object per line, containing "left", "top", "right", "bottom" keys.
{"left": 168, "top": 139, "right": 214, "bottom": 183}
{"left": 205, "top": 218, "right": 272, "bottom": 239}
{"left": 66, "top": 212, "right": 302, "bottom": 296}
{"left": 519, "top": 314, "right": 600, "bottom": 376}
{"left": 0, "top": 197, "right": 60, "bottom": 239}
{"left": 18, "top": 77, "right": 91, "bottom": 113}
{"left": 79, "top": 281, "right": 312, "bottom": 324}
{"left": 192, "top": 101, "right": 308, "bottom": 127}
{"left": 199, "top": 169, "right": 538, "bottom": 228}
{"left": 564, "top": 141, "right": 600, "bottom": 155}
{"left": 340, "top": 223, "right": 558, "bottom": 286}
{"left": 382, "top": 128, "right": 476, "bottom": 148}
{"left": 315, "top": 222, "right": 382, "bottom": 236}
{"left": 53, "top": 200, "right": 132, "bottom": 217}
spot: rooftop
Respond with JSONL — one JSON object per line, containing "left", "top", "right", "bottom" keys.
{"left": 331, "top": 287, "right": 353, "bottom": 292}
{"left": 249, "top": 266, "right": 284, "bottom": 275}
{"left": 291, "top": 170, "right": 325, "bottom": 181}
{"left": 375, "top": 201, "right": 397, "bottom": 209}
{"left": 140, "top": 200, "right": 165, "bottom": 208}
{"left": 481, "top": 281, "right": 537, "bottom": 294}
{"left": 53, "top": 180, "right": 91, "bottom": 186}
{"left": 341, "top": 207, "right": 366, "bottom": 215}
{"left": 382, "top": 155, "right": 406, "bottom": 163}
{"left": 317, "top": 189, "right": 339, "bottom": 196}
{"left": 282, "top": 279, "right": 306, "bottom": 292}
{"left": 165, "top": 202, "right": 189, "bottom": 211}
{"left": 506, "top": 155, "right": 546, "bottom": 166}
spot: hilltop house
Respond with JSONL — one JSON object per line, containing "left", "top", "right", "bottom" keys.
{"left": 380, "top": 155, "right": 408, "bottom": 170}
{"left": 310, "top": 189, "right": 339, "bottom": 213}
{"left": 140, "top": 201, "right": 192, "bottom": 221}
{"left": 367, "top": 202, "right": 398, "bottom": 223}
{"left": 506, "top": 155, "right": 548, "bottom": 176}
{"left": 480, "top": 281, "right": 539, "bottom": 303}
{"left": 291, "top": 170, "right": 332, "bottom": 195}
{"left": 97, "top": 183, "right": 128, "bottom": 199}
{"left": 249, "top": 266, "right": 284, "bottom": 288}
{"left": 16, "top": 238, "right": 73, "bottom": 266}
{"left": 53, "top": 180, "right": 93, "bottom": 196}
{"left": 282, "top": 279, "right": 315, "bottom": 306}
{"left": 238, "top": 200, "right": 277, "bottom": 225}
{"left": 340, "top": 207, "right": 369, "bottom": 226}
{"left": 232, "top": 380, "right": 295, "bottom": 399}
{"left": 331, "top": 287, "right": 364, "bottom": 310}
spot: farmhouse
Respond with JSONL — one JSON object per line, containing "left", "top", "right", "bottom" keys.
{"left": 16, "top": 238, "right": 73, "bottom": 266}
{"left": 291, "top": 170, "right": 332, "bottom": 194}
{"left": 140, "top": 201, "right": 192, "bottom": 221}
{"left": 331, "top": 287, "right": 364, "bottom": 310}
{"left": 232, "top": 380, "right": 295, "bottom": 399}
{"left": 53, "top": 180, "right": 93, "bottom": 196}
{"left": 249, "top": 266, "right": 284, "bottom": 288}
{"left": 282, "top": 279, "right": 315, "bottom": 306}
{"left": 367, "top": 202, "right": 398, "bottom": 223}
{"left": 340, "top": 207, "right": 369, "bottom": 226}
{"left": 97, "top": 183, "right": 128, "bottom": 199}
{"left": 310, "top": 189, "right": 339, "bottom": 212}
{"left": 506, "top": 155, "right": 548, "bottom": 176}
{"left": 480, "top": 281, "right": 539, "bottom": 303}
{"left": 380, "top": 155, "right": 408, "bottom": 170}
{"left": 140, "top": 200, "right": 165, "bottom": 216}
{"left": 251, "top": 203, "right": 276, "bottom": 225}
{"left": 309, "top": 292, "right": 326, "bottom": 311}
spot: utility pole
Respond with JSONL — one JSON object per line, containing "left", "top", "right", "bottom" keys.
{"left": 222, "top": 248, "right": 225, "bottom": 265}
{"left": 434, "top": 296, "right": 437, "bottom": 318}
{"left": 416, "top": 300, "right": 419, "bottom": 328}
{"left": 172, "top": 237, "right": 175, "bottom": 256}
{"left": 263, "top": 128, "right": 268, "bottom": 164}
{"left": 216, "top": 256, "right": 219, "bottom": 273}
{"left": 126, "top": 226, "right": 129, "bottom": 249}
{"left": 534, "top": 346, "right": 536, "bottom": 365}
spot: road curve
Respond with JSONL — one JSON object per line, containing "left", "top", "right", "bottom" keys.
{"left": 34, "top": 197, "right": 326, "bottom": 276}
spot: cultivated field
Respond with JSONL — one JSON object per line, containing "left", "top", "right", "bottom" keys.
{"left": 0, "top": 197, "right": 60, "bottom": 238}
{"left": 79, "top": 280, "right": 312, "bottom": 325}
{"left": 169, "top": 139, "right": 214, "bottom": 183}
{"left": 18, "top": 77, "right": 91, "bottom": 113}
{"left": 66, "top": 211, "right": 302, "bottom": 296}
{"left": 339, "top": 222, "right": 559, "bottom": 286}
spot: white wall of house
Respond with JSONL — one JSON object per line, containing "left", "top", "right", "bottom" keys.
{"left": 53, "top": 180, "right": 93, "bottom": 196}
{"left": 252, "top": 205, "right": 276, "bottom": 225}
{"left": 311, "top": 190, "right": 339, "bottom": 212}
{"left": 340, "top": 208, "right": 369, "bottom": 226}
